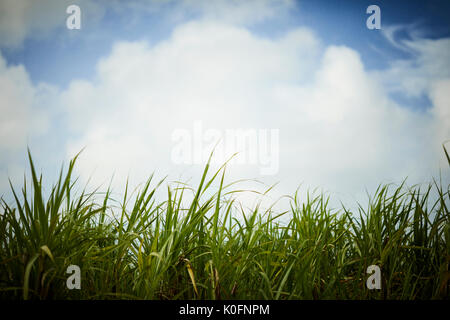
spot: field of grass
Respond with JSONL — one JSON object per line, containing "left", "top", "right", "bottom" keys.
{"left": 0, "top": 149, "right": 449, "bottom": 300}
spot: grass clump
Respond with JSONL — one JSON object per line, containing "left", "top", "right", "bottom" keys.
{"left": 0, "top": 149, "right": 449, "bottom": 300}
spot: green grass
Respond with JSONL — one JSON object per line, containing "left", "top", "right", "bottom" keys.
{"left": 0, "top": 148, "right": 449, "bottom": 300}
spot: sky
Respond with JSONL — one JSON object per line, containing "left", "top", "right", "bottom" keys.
{"left": 0, "top": 0, "right": 449, "bottom": 213}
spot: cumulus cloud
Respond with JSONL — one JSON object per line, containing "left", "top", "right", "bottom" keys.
{"left": 0, "top": 53, "right": 52, "bottom": 150}
{"left": 55, "top": 19, "right": 449, "bottom": 209}
{"left": 0, "top": 52, "right": 52, "bottom": 195}
{"left": 429, "top": 79, "right": 450, "bottom": 143}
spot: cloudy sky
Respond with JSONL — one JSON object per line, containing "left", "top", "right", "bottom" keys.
{"left": 0, "top": 0, "right": 449, "bottom": 211}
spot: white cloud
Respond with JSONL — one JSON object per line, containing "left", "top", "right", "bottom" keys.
{"left": 429, "top": 79, "right": 450, "bottom": 144}
{"left": 379, "top": 26, "right": 450, "bottom": 98}
{"left": 55, "top": 19, "right": 449, "bottom": 209}
{"left": 0, "top": 54, "right": 49, "bottom": 150}
{"left": 0, "top": 52, "right": 53, "bottom": 196}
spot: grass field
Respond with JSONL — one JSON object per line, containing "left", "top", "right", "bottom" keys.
{"left": 0, "top": 149, "right": 449, "bottom": 300}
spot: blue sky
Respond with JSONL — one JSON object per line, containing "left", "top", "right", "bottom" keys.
{"left": 3, "top": 0, "right": 450, "bottom": 86}
{"left": 0, "top": 0, "right": 449, "bottom": 210}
